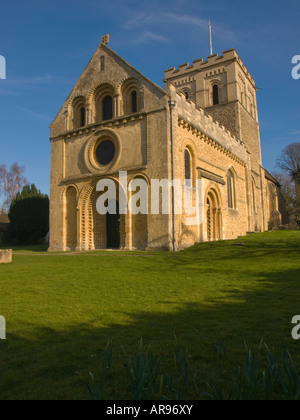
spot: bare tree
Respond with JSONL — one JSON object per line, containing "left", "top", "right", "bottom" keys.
{"left": 272, "top": 172, "right": 295, "bottom": 213}
{"left": 0, "top": 163, "right": 28, "bottom": 211}
{"left": 277, "top": 142, "right": 300, "bottom": 216}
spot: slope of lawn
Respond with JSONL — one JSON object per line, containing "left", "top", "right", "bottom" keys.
{"left": 0, "top": 231, "right": 299, "bottom": 399}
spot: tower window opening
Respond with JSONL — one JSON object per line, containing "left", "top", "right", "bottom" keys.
{"left": 131, "top": 90, "right": 137, "bottom": 113}
{"left": 103, "top": 96, "right": 113, "bottom": 121}
{"left": 185, "top": 149, "right": 192, "bottom": 187}
{"left": 80, "top": 107, "right": 86, "bottom": 127}
{"left": 213, "top": 84, "right": 219, "bottom": 105}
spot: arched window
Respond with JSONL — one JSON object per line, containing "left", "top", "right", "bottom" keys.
{"left": 185, "top": 149, "right": 192, "bottom": 187}
{"left": 94, "top": 83, "right": 115, "bottom": 123}
{"left": 121, "top": 78, "right": 140, "bottom": 115}
{"left": 227, "top": 171, "right": 236, "bottom": 209}
{"left": 183, "top": 91, "right": 189, "bottom": 100}
{"left": 103, "top": 96, "right": 113, "bottom": 121}
{"left": 213, "top": 84, "right": 219, "bottom": 105}
{"left": 72, "top": 96, "right": 86, "bottom": 129}
{"left": 80, "top": 107, "right": 86, "bottom": 127}
{"left": 100, "top": 56, "right": 105, "bottom": 72}
{"left": 131, "top": 90, "right": 137, "bottom": 113}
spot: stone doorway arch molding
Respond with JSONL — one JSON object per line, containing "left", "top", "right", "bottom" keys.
{"left": 78, "top": 177, "right": 127, "bottom": 251}
{"left": 205, "top": 186, "right": 223, "bottom": 242}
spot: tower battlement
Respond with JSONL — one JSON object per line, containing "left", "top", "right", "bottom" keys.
{"left": 164, "top": 49, "right": 255, "bottom": 87}
{"left": 164, "top": 48, "right": 261, "bottom": 171}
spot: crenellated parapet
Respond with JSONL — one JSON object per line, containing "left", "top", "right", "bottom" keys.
{"left": 164, "top": 49, "right": 256, "bottom": 87}
{"left": 168, "top": 84, "right": 248, "bottom": 165}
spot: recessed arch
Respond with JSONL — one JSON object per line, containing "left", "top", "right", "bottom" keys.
{"left": 206, "top": 187, "right": 222, "bottom": 241}
{"left": 93, "top": 83, "right": 115, "bottom": 123}
{"left": 72, "top": 96, "right": 86, "bottom": 129}
{"left": 210, "top": 79, "right": 221, "bottom": 106}
{"left": 181, "top": 88, "right": 192, "bottom": 101}
{"left": 213, "top": 84, "right": 219, "bottom": 105}
{"left": 227, "top": 167, "right": 237, "bottom": 209}
{"left": 121, "top": 78, "right": 141, "bottom": 115}
{"left": 80, "top": 178, "right": 125, "bottom": 250}
{"left": 181, "top": 140, "right": 197, "bottom": 188}
{"left": 184, "top": 148, "right": 192, "bottom": 187}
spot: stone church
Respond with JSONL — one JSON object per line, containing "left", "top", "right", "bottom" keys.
{"left": 48, "top": 36, "right": 286, "bottom": 252}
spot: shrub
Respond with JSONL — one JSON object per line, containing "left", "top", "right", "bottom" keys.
{"left": 7, "top": 184, "right": 49, "bottom": 245}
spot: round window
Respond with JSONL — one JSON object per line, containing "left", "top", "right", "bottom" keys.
{"left": 95, "top": 140, "right": 115, "bottom": 166}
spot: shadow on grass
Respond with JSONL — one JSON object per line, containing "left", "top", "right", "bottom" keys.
{"left": 0, "top": 265, "right": 300, "bottom": 400}
{"left": 0, "top": 244, "right": 48, "bottom": 253}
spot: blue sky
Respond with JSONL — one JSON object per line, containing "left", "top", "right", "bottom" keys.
{"left": 0, "top": 0, "right": 299, "bottom": 201}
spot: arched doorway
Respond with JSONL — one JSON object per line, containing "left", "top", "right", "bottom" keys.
{"left": 106, "top": 200, "right": 120, "bottom": 249}
{"left": 206, "top": 189, "right": 222, "bottom": 241}
{"left": 80, "top": 183, "right": 124, "bottom": 251}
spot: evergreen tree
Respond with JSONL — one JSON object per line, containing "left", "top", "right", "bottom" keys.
{"left": 7, "top": 184, "right": 49, "bottom": 245}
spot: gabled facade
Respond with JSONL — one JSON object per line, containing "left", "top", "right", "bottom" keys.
{"left": 49, "top": 38, "right": 286, "bottom": 252}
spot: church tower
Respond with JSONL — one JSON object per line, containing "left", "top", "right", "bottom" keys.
{"left": 164, "top": 49, "right": 262, "bottom": 174}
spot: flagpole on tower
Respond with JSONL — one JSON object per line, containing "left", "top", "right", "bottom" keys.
{"left": 209, "top": 20, "right": 213, "bottom": 56}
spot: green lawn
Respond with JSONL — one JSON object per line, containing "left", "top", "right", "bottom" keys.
{"left": 0, "top": 231, "right": 300, "bottom": 400}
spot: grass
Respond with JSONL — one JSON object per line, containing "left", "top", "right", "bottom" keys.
{"left": 0, "top": 244, "right": 49, "bottom": 253}
{"left": 0, "top": 231, "right": 300, "bottom": 400}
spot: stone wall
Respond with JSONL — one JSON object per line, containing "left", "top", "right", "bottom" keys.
{"left": 204, "top": 102, "right": 240, "bottom": 139}
{"left": 170, "top": 86, "right": 250, "bottom": 248}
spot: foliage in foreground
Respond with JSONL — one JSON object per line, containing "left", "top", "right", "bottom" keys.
{"left": 88, "top": 340, "right": 300, "bottom": 400}
{"left": 7, "top": 184, "right": 49, "bottom": 245}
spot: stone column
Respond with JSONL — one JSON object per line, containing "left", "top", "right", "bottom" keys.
{"left": 114, "top": 95, "right": 120, "bottom": 117}
{"left": 87, "top": 108, "right": 92, "bottom": 125}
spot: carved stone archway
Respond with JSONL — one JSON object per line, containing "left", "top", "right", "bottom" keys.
{"left": 206, "top": 189, "right": 222, "bottom": 241}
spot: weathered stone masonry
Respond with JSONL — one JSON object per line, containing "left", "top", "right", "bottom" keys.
{"left": 49, "top": 39, "right": 286, "bottom": 252}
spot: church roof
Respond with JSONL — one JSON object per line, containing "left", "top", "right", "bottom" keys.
{"left": 265, "top": 170, "right": 281, "bottom": 187}
{"left": 101, "top": 43, "right": 166, "bottom": 96}
{"left": 50, "top": 41, "right": 167, "bottom": 129}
